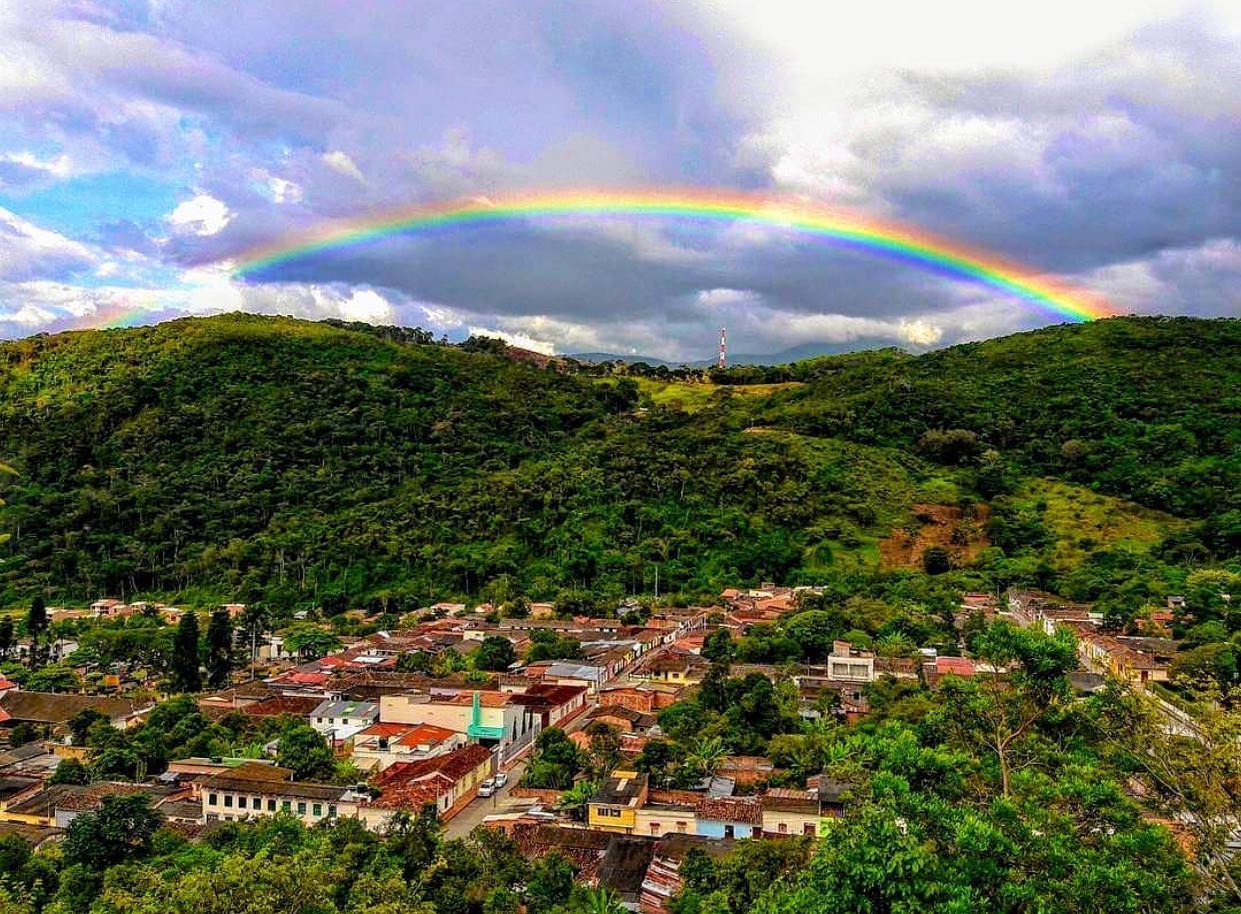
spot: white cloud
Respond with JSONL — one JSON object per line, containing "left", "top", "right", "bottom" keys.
{"left": 0, "top": 207, "right": 97, "bottom": 280}
{"left": 696, "top": 287, "right": 758, "bottom": 308}
{"left": 0, "top": 303, "right": 56, "bottom": 326}
{"left": 322, "top": 150, "right": 365, "bottom": 182}
{"left": 899, "top": 319, "right": 945, "bottom": 346}
{"left": 466, "top": 325, "right": 558, "bottom": 355}
{"left": 339, "top": 288, "right": 394, "bottom": 323}
{"left": 168, "top": 194, "right": 232, "bottom": 236}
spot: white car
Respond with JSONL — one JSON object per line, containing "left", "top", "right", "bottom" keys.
{"left": 494, "top": 772, "right": 508, "bottom": 788}
{"left": 477, "top": 778, "right": 496, "bottom": 798}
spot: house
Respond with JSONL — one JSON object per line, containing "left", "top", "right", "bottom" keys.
{"left": 380, "top": 689, "right": 540, "bottom": 751}
{"left": 2, "top": 781, "right": 183, "bottom": 827}
{"left": 922, "top": 655, "right": 980, "bottom": 688}
{"left": 0, "top": 692, "right": 153, "bottom": 734}
{"left": 1073, "top": 629, "right": 1174, "bottom": 685}
{"left": 760, "top": 788, "right": 823, "bottom": 837}
{"left": 640, "top": 834, "right": 735, "bottom": 914}
{"left": 359, "top": 744, "right": 493, "bottom": 828}
{"left": 165, "top": 757, "right": 293, "bottom": 789}
{"left": 694, "top": 796, "right": 762, "bottom": 839}
{"left": 200, "top": 761, "right": 359, "bottom": 826}
{"left": 350, "top": 722, "right": 466, "bottom": 773}
{"left": 239, "top": 695, "right": 325, "bottom": 720}
{"left": 309, "top": 699, "right": 379, "bottom": 743}
{"left": 597, "top": 836, "right": 658, "bottom": 910}
{"left": 634, "top": 790, "right": 698, "bottom": 837}
{"left": 805, "top": 776, "right": 851, "bottom": 818}
{"left": 716, "top": 756, "right": 775, "bottom": 786}
{"left": 506, "top": 683, "right": 590, "bottom": 729}
{"left": 633, "top": 650, "right": 707, "bottom": 685}
{"left": 825, "top": 641, "right": 875, "bottom": 683}
{"left": 589, "top": 773, "right": 650, "bottom": 834}
{"left": 598, "top": 684, "right": 684, "bottom": 713}
{"left": 585, "top": 705, "right": 657, "bottom": 735}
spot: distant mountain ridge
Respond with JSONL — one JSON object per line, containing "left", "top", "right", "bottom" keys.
{"left": 0, "top": 313, "right": 1234, "bottom": 611}
{"left": 569, "top": 337, "right": 903, "bottom": 367}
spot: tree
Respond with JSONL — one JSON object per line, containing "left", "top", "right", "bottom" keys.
{"left": 281, "top": 623, "right": 339, "bottom": 659}
{"left": 170, "top": 611, "right": 202, "bottom": 693}
{"left": 473, "top": 636, "right": 517, "bottom": 671}
{"left": 521, "top": 727, "right": 580, "bottom": 789}
{"left": 50, "top": 757, "right": 90, "bottom": 785}
{"left": 580, "top": 886, "right": 625, "bottom": 914}
{"left": 686, "top": 735, "right": 726, "bottom": 778}
{"left": 0, "top": 617, "right": 13, "bottom": 660}
{"left": 1092, "top": 684, "right": 1241, "bottom": 907}
{"left": 556, "top": 780, "right": 597, "bottom": 822}
{"left": 922, "top": 546, "right": 952, "bottom": 575}
{"left": 938, "top": 621, "right": 1077, "bottom": 796}
{"left": 276, "top": 722, "right": 335, "bottom": 781}
{"left": 205, "top": 608, "right": 234, "bottom": 689}
{"left": 526, "top": 851, "right": 576, "bottom": 913}
{"left": 701, "top": 629, "right": 734, "bottom": 662}
{"left": 25, "top": 596, "right": 47, "bottom": 667}
{"left": 63, "top": 794, "right": 162, "bottom": 870}
{"left": 68, "top": 709, "right": 108, "bottom": 746}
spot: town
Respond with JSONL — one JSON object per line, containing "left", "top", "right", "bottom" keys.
{"left": 0, "top": 576, "right": 1230, "bottom": 913}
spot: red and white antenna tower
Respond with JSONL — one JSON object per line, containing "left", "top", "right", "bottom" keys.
{"left": 718, "top": 327, "right": 727, "bottom": 369}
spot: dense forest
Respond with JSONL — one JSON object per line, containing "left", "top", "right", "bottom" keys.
{"left": 0, "top": 314, "right": 1236, "bottom": 615}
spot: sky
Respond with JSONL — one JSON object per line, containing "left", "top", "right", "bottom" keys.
{"left": 0, "top": 0, "right": 1237, "bottom": 360}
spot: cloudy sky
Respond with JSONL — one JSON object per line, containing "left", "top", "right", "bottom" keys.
{"left": 0, "top": 1, "right": 1237, "bottom": 359}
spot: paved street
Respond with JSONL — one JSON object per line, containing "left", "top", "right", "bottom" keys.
{"left": 444, "top": 695, "right": 600, "bottom": 837}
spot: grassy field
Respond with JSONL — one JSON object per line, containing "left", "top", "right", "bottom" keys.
{"left": 1013, "top": 478, "right": 1187, "bottom": 568}
{"left": 630, "top": 378, "right": 804, "bottom": 412}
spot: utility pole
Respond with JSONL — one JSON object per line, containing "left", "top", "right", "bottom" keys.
{"left": 718, "top": 327, "right": 727, "bottom": 369}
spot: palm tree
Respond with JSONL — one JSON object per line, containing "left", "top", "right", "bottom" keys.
{"left": 556, "top": 780, "right": 597, "bottom": 822}
{"left": 876, "top": 632, "right": 917, "bottom": 658}
{"left": 582, "top": 886, "right": 625, "bottom": 914}
{"left": 686, "top": 735, "right": 726, "bottom": 777}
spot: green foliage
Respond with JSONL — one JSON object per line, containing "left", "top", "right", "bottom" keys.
{"left": 1, "top": 315, "right": 1232, "bottom": 611}
{"left": 473, "top": 636, "right": 517, "bottom": 671}
{"left": 170, "top": 611, "right": 202, "bottom": 693}
{"left": 205, "top": 608, "right": 233, "bottom": 688}
{"left": 49, "top": 756, "right": 90, "bottom": 785}
{"left": 520, "top": 727, "right": 580, "bottom": 789}
{"left": 276, "top": 721, "right": 335, "bottom": 781}
{"left": 523, "top": 629, "right": 582, "bottom": 663}
{"left": 62, "top": 794, "right": 162, "bottom": 870}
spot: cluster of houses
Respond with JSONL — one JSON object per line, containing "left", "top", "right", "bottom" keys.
{"left": 1008, "top": 589, "right": 1179, "bottom": 685}
{"left": 0, "top": 582, "right": 1209, "bottom": 911}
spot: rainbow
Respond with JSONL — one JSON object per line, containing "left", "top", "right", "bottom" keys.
{"left": 231, "top": 189, "right": 1116, "bottom": 322}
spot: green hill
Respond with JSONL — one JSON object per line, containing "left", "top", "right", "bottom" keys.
{"left": 0, "top": 313, "right": 1235, "bottom": 611}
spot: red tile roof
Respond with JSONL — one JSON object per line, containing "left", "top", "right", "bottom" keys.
{"left": 695, "top": 797, "right": 762, "bottom": 825}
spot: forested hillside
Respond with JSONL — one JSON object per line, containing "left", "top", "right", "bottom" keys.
{"left": 0, "top": 314, "right": 1236, "bottom": 612}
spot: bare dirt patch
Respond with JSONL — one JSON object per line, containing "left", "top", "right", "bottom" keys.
{"left": 879, "top": 503, "right": 990, "bottom": 570}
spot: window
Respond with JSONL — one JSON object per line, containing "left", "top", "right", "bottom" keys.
{"left": 724, "top": 825, "right": 734, "bottom": 838}
{"left": 238, "top": 796, "right": 247, "bottom": 809}
{"left": 282, "top": 801, "right": 291, "bottom": 812}
{"left": 328, "top": 805, "right": 337, "bottom": 818}
{"left": 803, "top": 823, "right": 816, "bottom": 836}
{"left": 297, "top": 802, "right": 307, "bottom": 815}
{"left": 224, "top": 795, "right": 233, "bottom": 808}
{"left": 677, "top": 822, "right": 687, "bottom": 833}
{"left": 312, "top": 804, "right": 322, "bottom": 817}
{"left": 650, "top": 823, "right": 661, "bottom": 835}
{"left": 267, "top": 799, "right": 276, "bottom": 812}
{"left": 208, "top": 794, "right": 218, "bottom": 806}
{"left": 778, "top": 822, "right": 787, "bottom": 834}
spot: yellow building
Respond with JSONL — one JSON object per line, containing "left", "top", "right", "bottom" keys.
{"left": 587, "top": 772, "right": 648, "bottom": 833}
